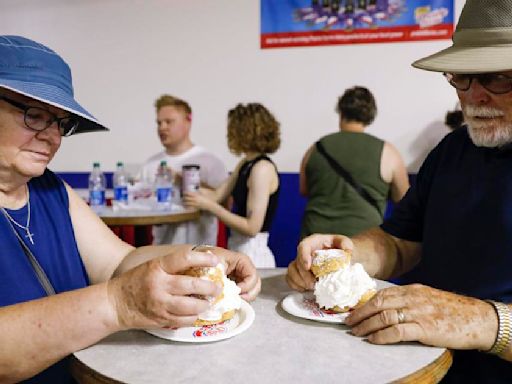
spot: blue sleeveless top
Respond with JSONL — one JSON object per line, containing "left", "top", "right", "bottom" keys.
{"left": 0, "top": 169, "right": 89, "bottom": 383}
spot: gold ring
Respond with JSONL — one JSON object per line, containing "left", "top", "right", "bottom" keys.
{"left": 397, "top": 308, "right": 406, "bottom": 324}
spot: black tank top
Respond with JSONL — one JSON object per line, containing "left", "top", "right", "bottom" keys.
{"left": 231, "top": 155, "right": 279, "bottom": 232}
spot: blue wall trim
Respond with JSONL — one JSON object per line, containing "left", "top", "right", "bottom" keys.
{"left": 268, "top": 173, "right": 307, "bottom": 267}
{"left": 58, "top": 172, "right": 113, "bottom": 189}
{"left": 57, "top": 171, "right": 416, "bottom": 268}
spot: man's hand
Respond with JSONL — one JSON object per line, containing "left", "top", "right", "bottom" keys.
{"left": 286, "top": 234, "right": 354, "bottom": 291}
{"left": 345, "top": 284, "right": 497, "bottom": 351}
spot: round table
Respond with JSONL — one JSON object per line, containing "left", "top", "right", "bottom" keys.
{"left": 98, "top": 206, "right": 200, "bottom": 226}
{"left": 71, "top": 269, "right": 452, "bottom": 384}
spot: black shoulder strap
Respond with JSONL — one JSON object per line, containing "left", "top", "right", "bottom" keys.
{"left": 242, "top": 155, "right": 276, "bottom": 177}
{"left": 315, "top": 140, "right": 381, "bottom": 215}
{"left": 254, "top": 154, "right": 278, "bottom": 171}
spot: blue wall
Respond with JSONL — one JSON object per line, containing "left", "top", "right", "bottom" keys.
{"left": 57, "top": 172, "right": 415, "bottom": 268}
{"left": 59, "top": 172, "right": 113, "bottom": 189}
{"left": 58, "top": 171, "right": 306, "bottom": 267}
{"left": 268, "top": 173, "right": 307, "bottom": 267}
{"left": 266, "top": 173, "right": 414, "bottom": 267}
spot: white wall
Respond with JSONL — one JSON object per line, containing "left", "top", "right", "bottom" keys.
{"left": 1, "top": 0, "right": 465, "bottom": 173}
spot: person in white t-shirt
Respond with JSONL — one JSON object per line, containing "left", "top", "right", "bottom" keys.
{"left": 141, "top": 95, "right": 227, "bottom": 246}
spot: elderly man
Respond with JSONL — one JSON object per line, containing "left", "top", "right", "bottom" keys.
{"left": 287, "top": 1, "right": 512, "bottom": 382}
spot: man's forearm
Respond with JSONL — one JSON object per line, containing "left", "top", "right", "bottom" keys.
{"left": 351, "top": 227, "right": 421, "bottom": 280}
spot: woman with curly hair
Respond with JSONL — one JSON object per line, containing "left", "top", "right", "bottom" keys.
{"left": 184, "top": 103, "right": 280, "bottom": 267}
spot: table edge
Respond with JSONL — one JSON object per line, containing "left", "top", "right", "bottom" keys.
{"left": 71, "top": 356, "right": 123, "bottom": 384}
{"left": 71, "top": 342, "right": 453, "bottom": 384}
{"left": 393, "top": 349, "right": 453, "bottom": 384}
{"left": 100, "top": 210, "right": 199, "bottom": 226}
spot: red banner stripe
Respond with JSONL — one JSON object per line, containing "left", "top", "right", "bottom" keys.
{"left": 261, "top": 24, "right": 453, "bottom": 49}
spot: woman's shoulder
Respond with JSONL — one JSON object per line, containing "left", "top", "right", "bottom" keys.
{"left": 248, "top": 156, "right": 277, "bottom": 178}
{"left": 248, "top": 154, "right": 276, "bottom": 167}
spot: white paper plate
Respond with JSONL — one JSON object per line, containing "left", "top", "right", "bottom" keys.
{"left": 281, "top": 279, "right": 394, "bottom": 324}
{"left": 146, "top": 300, "right": 255, "bottom": 343}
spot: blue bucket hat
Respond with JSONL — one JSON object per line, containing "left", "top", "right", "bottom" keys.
{"left": 0, "top": 35, "right": 108, "bottom": 134}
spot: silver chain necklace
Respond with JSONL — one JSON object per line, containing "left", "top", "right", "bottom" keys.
{"left": 0, "top": 185, "right": 34, "bottom": 245}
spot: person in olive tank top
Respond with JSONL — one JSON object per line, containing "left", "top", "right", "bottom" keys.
{"left": 300, "top": 86, "right": 409, "bottom": 238}
{"left": 184, "top": 103, "right": 281, "bottom": 268}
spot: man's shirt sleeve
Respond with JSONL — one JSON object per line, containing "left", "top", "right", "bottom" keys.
{"left": 381, "top": 139, "right": 444, "bottom": 242}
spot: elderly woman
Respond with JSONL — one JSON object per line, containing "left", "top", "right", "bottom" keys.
{"left": 184, "top": 103, "right": 281, "bottom": 268}
{"left": 0, "top": 36, "right": 260, "bottom": 383}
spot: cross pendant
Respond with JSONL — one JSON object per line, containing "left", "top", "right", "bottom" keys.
{"left": 26, "top": 231, "right": 35, "bottom": 245}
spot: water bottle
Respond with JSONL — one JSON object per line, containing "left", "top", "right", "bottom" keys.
{"left": 88, "top": 162, "right": 106, "bottom": 213}
{"left": 155, "top": 160, "right": 172, "bottom": 210}
{"left": 113, "top": 161, "right": 129, "bottom": 210}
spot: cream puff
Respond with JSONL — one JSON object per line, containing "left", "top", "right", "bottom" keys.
{"left": 311, "top": 248, "right": 352, "bottom": 278}
{"left": 312, "top": 250, "right": 376, "bottom": 313}
{"left": 184, "top": 256, "right": 241, "bottom": 326}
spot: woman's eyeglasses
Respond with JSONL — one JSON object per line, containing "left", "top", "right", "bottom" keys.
{"left": 0, "top": 96, "right": 79, "bottom": 136}
{"left": 444, "top": 72, "right": 512, "bottom": 94}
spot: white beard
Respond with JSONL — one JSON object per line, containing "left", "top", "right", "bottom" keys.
{"left": 464, "top": 105, "right": 512, "bottom": 147}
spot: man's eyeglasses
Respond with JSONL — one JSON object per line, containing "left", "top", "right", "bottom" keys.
{"left": 444, "top": 73, "right": 512, "bottom": 94}
{"left": 0, "top": 96, "right": 79, "bottom": 136}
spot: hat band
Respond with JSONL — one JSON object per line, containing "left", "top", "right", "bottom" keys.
{"left": 453, "top": 28, "right": 512, "bottom": 47}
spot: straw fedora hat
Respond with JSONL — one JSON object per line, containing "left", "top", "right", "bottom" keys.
{"left": 413, "top": 0, "right": 512, "bottom": 74}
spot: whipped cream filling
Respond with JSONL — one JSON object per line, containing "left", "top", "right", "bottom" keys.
{"left": 314, "top": 263, "right": 376, "bottom": 310}
{"left": 312, "top": 249, "right": 349, "bottom": 265}
{"left": 198, "top": 263, "right": 242, "bottom": 321}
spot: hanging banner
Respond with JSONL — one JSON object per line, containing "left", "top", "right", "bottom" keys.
{"left": 261, "top": 0, "right": 454, "bottom": 49}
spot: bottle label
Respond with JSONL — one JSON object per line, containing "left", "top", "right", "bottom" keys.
{"left": 114, "top": 186, "right": 128, "bottom": 202}
{"left": 156, "top": 187, "right": 172, "bottom": 203}
{"left": 90, "top": 190, "right": 106, "bottom": 206}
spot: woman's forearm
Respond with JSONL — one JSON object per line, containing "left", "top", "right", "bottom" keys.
{"left": 0, "top": 283, "right": 119, "bottom": 383}
{"left": 208, "top": 203, "right": 261, "bottom": 237}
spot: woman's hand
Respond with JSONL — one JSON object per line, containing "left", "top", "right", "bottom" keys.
{"left": 193, "top": 245, "right": 261, "bottom": 302}
{"left": 345, "top": 284, "right": 497, "bottom": 351}
{"left": 107, "top": 245, "right": 222, "bottom": 330}
{"left": 286, "top": 234, "right": 354, "bottom": 291}
{"left": 183, "top": 190, "right": 215, "bottom": 211}
{"left": 107, "top": 245, "right": 261, "bottom": 330}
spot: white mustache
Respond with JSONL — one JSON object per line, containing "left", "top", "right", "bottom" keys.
{"left": 463, "top": 105, "right": 505, "bottom": 118}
